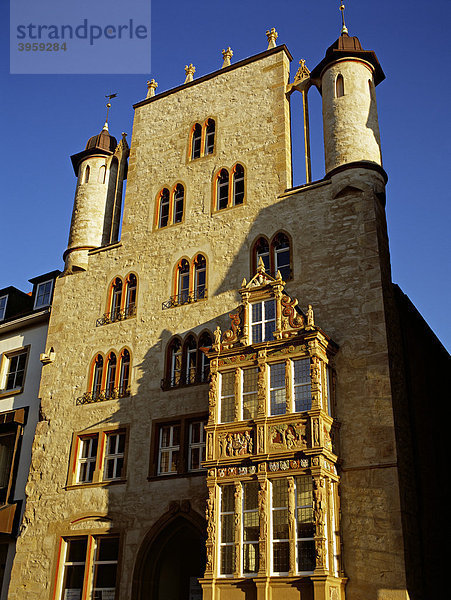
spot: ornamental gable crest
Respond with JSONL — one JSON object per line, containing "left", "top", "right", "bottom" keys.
{"left": 213, "top": 260, "right": 316, "bottom": 350}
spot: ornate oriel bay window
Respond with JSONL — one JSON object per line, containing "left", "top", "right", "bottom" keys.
{"left": 200, "top": 263, "right": 345, "bottom": 600}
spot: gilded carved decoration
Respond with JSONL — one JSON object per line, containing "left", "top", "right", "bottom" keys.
{"left": 219, "top": 431, "right": 253, "bottom": 457}
{"left": 269, "top": 422, "right": 307, "bottom": 451}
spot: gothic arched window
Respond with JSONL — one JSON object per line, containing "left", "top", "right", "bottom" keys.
{"left": 125, "top": 273, "right": 137, "bottom": 316}
{"left": 119, "top": 349, "right": 131, "bottom": 396}
{"left": 105, "top": 353, "right": 117, "bottom": 398}
{"left": 110, "top": 278, "right": 123, "bottom": 321}
{"left": 205, "top": 119, "right": 215, "bottom": 155}
{"left": 232, "top": 164, "right": 245, "bottom": 205}
{"left": 91, "top": 354, "right": 104, "bottom": 397}
{"left": 173, "top": 184, "right": 184, "bottom": 224}
{"left": 253, "top": 237, "right": 270, "bottom": 272}
{"left": 336, "top": 74, "right": 344, "bottom": 98}
{"left": 272, "top": 232, "right": 291, "bottom": 281}
{"left": 198, "top": 332, "right": 213, "bottom": 383}
{"left": 193, "top": 254, "right": 207, "bottom": 300}
{"left": 158, "top": 188, "right": 170, "bottom": 228}
{"left": 217, "top": 169, "right": 229, "bottom": 210}
{"left": 191, "top": 123, "right": 202, "bottom": 159}
{"left": 169, "top": 338, "right": 182, "bottom": 387}
{"left": 176, "top": 259, "right": 190, "bottom": 304}
{"left": 184, "top": 335, "right": 197, "bottom": 384}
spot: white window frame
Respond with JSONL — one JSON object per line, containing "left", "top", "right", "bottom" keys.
{"left": 292, "top": 358, "right": 312, "bottom": 412}
{"left": 157, "top": 424, "right": 180, "bottom": 475}
{"left": 219, "top": 485, "right": 235, "bottom": 577}
{"left": 241, "top": 481, "right": 259, "bottom": 576}
{"left": 269, "top": 362, "right": 286, "bottom": 416}
{"left": 220, "top": 371, "right": 235, "bottom": 423}
{"left": 270, "top": 478, "right": 290, "bottom": 576}
{"left": 76, "top": 436, "right": 98, "bottom": 484}
{"left": 1, "top": 347, "right": 29, "bottom": 393}
{"left": 91, "top": 536, "right": 120, "bottom": 598}
{"left": 188, "top": 420, "right": 206, "bottom": 472}
{"left": 250, "top": 299, "right": 276, "bottom": 344}
{"left": 295, "top": 475, "right": 315, "bottom": 575}
{"left": 241, "top": 367, "right": 258, "bottom": 421}
{"left": 0, "top": 295, "right": 7, "bottom": 321}
{"left": 103, "top": 431, "right": 126, "bottom": 481}
{"left": 33, "top": 279, "right": 53, "bottom": 309}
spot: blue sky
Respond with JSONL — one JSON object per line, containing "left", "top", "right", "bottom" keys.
{"left": 1, "top": 1, "right": 450, "bottom": 351}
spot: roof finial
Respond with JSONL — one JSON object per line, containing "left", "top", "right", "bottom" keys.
{"left": 184, "top": 64, "right": 196, "bottom": 84}
{"left": 222, "top": 47, "right": 233, "bottom": 68}
{"left": 104, "top": 93, "right": 117, "bottom": 130}
{"left": 339, "top": 1, "right": 348, "bottom": 35}
{"left": 266, "top": 28, "right": 278, "bottom": 49}
{"left": 146, "top": 79, "right": 158, "bottom": 98}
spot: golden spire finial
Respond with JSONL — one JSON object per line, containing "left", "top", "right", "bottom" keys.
{"left": 103, "top": 93, "right": 117, "bottom": 130}
{"left": 184, "top": 64, "right": 196, "bottom": 84}
{"left": 222, "top": 47, "right": 233, "bottom": 68}
{"left": 266, "top": 28, "right": 278, "bottom": 49}
{"left": 339, "top": 1, "right": 348, "bottom": 35}
{"left": 146, "top": 79, "right": 158, "bottom": 99}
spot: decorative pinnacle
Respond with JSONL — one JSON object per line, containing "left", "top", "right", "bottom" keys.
{"left": 184, "top": 64, "right": 196, "bottom": 83}
{"left": 104, "top": 93, "right": 117, "bottom": 129}
{"left": 266, "top": 27, "right": 278, "bottom": 49}
{"left": 146, "top": 79, "right": 158, "bottom": 99}
{"left": 222, "top": 47, "right": 233, "bottom": 68}
{"left": 339, "top": 1, "right": 348, "bottom": 35}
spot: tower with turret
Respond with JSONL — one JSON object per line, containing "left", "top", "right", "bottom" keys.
{"left": 6, "top": 11, "right": 447, "bottom": 600}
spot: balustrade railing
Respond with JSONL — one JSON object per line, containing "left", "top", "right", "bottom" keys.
{"left": 96, "top": 304, "right": 136, "bottom": 327}
{"left": 76, "top": 386, "right": 130, "bottom": 405}
{"left": 162, "top": 289, "right": 207, "bottom": 310}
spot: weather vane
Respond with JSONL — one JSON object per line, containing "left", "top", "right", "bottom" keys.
{"left": 104, "top": 93, "right": 117, "bottom": 127}
{"left": 339, "top": 1, "right": 348, "bottom": 35}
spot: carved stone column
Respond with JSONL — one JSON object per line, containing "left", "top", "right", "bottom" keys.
{"left": 234, "top": 482, "right": 242, "bottom": 577}
{"left": 287, "top": 476, "right": 296, "bottom": 576}
{"left": 285, "top": 358, "right": 293, "bottom": 414}
{"left": 234, "top": 367, "right": 241, "bottom": 421}
{"left": 313, "top": 476, "right": 328, "bottom": 575}
{"left": 310, "top": 355, "right": 322, "bottom": 410}
{"left": 205, "top": 484, "right": 216, "bottom": 577}
{"left": 257, "top": 350, "right": 267, "bottom": 417}
{"left": 257, "top": 479, "right": 268, "bottom": 576}
{"left": 208, "top": 367, "right": 218, "bottom": 425}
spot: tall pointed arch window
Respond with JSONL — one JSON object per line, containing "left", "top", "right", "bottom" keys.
{"left": 184, "top": 336, "right": 197, "bottom": 384}
{"left": 125, "top": 274, "right": 137, "bottom": 317}
{"left": 110, "top": 278, "right": 123, "bottom": 321}
{"left": 217, "top": 169, "right": 229, "bottom": 210}
{"left": 254, "top": 237, "right": 270, "bottom": 272}
{"left": 119, "top": 349, "right": 130, "bottom": 396}
{"left": 105, "top": 353, "right": 117, "bottom": 398}
{"left": 92, "top": 355, "right": 104, "bottom": 398}
{"left": 158, "top": 188, "right": 170, "bottom": 228}
{"left": 173, "top": 184, "right": 184, "bottom": 224}
{"left": 251, "top": 232, "right": 292, "bottom": 281}
{"left": 194, "top": 254, "right": 207, "bottom": 300}
{"left": 198, "top": 332, "right": 212, "bottom": 383}
{"left": 191, "top": 123, "right": 202, "bottom": 159}
{"left": 176, "top": 259, "right": 190, "bottom": 304}
{"left": 335, "top": 74, "right": 344, "bottom": 98}
{"left": 83, "top": 165, "right": 90, "bottom": 184}
{"left": 169, "top": 338, "right": 182, "bottom": 387}
{"left": 232, "top": 164, "right": 245, "bottom": 205}
{"left": 205, "top": 119, "right": 215, "bottom": 155}
{"left": 272, "top": 233, "right": 291, "bottom": 281}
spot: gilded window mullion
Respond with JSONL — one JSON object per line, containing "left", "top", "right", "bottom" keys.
{"left": 234, "top": 482, "right": 242, "bottom": 577}
{"left": 288, "top": 476, "right": 296, "bottom": 576}
{"left": 257, "top": 358, "right": 266, "bottom": 417}
{"left": 313, "top": 475, "right": 327, "bottom": 574}
{"left": 234, "top": 368, "right": 241, "bottom": 421}
{"left": 310, "top": 355, "right": 322, "bottom": 410}
{"left": 208, "top": 366, "right": 218, "bottom": 425}
{"left": 285, "top": 359, "right": 293, "bottom": 414}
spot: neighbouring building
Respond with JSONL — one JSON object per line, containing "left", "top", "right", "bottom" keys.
{"left": 0, "top": 271, "right": 59, "bottom": 599}
{"left": 7, "top": 20, "right": 448, "bottom": 600}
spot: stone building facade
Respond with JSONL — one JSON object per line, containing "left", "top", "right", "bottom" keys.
{"left": 6, "top": 26, "right": 447, "bottom": 600}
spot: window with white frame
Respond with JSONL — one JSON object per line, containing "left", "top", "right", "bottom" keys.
{"left": 103, "top": 432, "right": 126, "bottom": 480}
{"left": 250, "top": 300, "right": 276, "bottom": 343}
{"left": 295, "top": 475, "right": 315, "bottom": 573}
{"left": 269, "top": 363, "right": 286, "bottom": 416}
{"left": 59, "top": 535, "right": 119, "bottom": 600}
{"left": 72, "top": 429, "right": 127, "bottom": 486}
{"left": 242, "top": 481, "right": 259, "bottom": 575}
{"left": 242, "top": 367, "right": 258, "bottom": 420}
{"left": 293, "top": 359, "right": 311, "bottom": 412}
{"left": 157, "top": 424, "right": 180, "bottom": 475}
{"left": 2, "top": 348, "right": 29, "bottom": 392}
{"left": 220, "top": 371, "right": 235, "bottom": 423}
{"left": 0, "top": 296, "right": 7, "bottom": 321}
{"left": 219, "top": 485, "right": 235, "bottom": 576}
{"left": 34, "top": 279, "right": 53, "bottom": 309}
{"left": 271, "top": 478, "right": 290, "bottom": 574}
{"left": 188, "top": 420, "right": 206, "bottom": 471}
{"left": 76, "top": 436, "right": 98, "bottom": 483}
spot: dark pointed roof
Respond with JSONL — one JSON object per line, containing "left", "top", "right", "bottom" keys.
{"left": 310, "top": 33, "right": 385, "bottom": 87}
{"left": 70, "top": 125, "right": 118, "bottom": 176}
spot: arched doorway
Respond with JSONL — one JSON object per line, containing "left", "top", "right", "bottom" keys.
{"left": 133, "top": 507, "right": 206, "bottom": 600}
